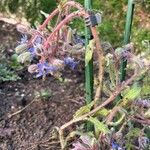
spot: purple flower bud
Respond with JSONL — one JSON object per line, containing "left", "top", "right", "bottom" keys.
{"left": 64, "top": 57, "right": 78, "bottom": 70}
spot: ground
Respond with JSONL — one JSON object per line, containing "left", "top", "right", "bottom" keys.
{"left": 0, "top": 21, "right": 85, "bottom": 150}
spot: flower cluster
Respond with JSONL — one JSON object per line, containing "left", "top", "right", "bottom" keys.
{"left": 15, "top": 29, "right": 79, "bottom": 78}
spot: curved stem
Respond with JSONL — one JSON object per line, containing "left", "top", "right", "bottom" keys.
{"left": 39, "top": 8, "right": 59, "bottom": 30}
{"left": 91, "top": 27, "right": 104, "bottom": 105}
{"left": 39, "top": 1, "right": 84, "bottom": 31}
{"left": 44, "top": 10, "right": 88, "bottom": 49}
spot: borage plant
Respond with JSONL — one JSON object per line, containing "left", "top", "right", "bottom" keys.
{"left": 14, "top": 0, "right": 150, "bottom": 150}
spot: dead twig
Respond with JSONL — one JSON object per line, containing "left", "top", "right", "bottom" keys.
{"left": 8, "top": 98, "right": 38, "bottom": 118}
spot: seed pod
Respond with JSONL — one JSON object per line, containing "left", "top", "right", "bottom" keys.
{"left": 28, "top": 64, "right": 38, "bottom": 73}
{"left": 16, "top": 24, "right": 30, "bottom": 34}
{"left": 15, "top": 43, "right": 28, "bottom": 54}
{"left": 67, "top": 28, "right": 73, "bottom": 44}
{"left": 17, "top": 52, "right": 32, "bottom": 63}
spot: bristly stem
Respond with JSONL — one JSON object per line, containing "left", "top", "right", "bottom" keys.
{"left": 91, "top": 27, "right": 104, "bottom": 106}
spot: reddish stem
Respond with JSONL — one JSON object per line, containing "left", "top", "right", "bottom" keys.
{"left": 39, "top": 8, "right": 59, "bottom": 30}
{"left": 44, "top": 10, "right": 88, "bottom": 49}
{"left": 39, "top": 1, "right": 84, "bottom": 31}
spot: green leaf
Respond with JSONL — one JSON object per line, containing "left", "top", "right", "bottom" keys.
{"left": 122, "top": 83, "right": 141, "bottom": 106}
{"left": 108, "top": 110, "right": 125, "bottom": 126}
{"left": 88, "top": 117, "right": 110, "bottom": 134}
{"left": 73, "top": 101, "right": 94, "bottom": 118}
{"left": 40, "top": 90, "right": 51, "bottom": 99}
{"left": 126, "top": 128, "right": 141, "bottom": 139}
{"left": 85, "top": 40, "right": 94, "bottom": 66}
{"left": 94, "top": 108, "right": 110, "bottom": 117}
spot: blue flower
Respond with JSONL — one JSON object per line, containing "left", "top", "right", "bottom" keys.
{"left": 64, "top": 57, "right": 78, "bottom": 70}
{"left": 20, "top": 34, "right": 28, "bottom": 44}
{"left": 36, "top": 62, "right": 57, "bottom": 78}
{"left": 28, "top": 47, "right": 36, "bottom": 56}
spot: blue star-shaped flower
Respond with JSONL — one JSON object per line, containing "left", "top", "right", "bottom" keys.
{"left": 36, "top": 62, "right": 57, "bottom": 78}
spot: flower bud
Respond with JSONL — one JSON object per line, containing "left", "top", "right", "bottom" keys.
{"left": 28, "top": 64, "right": 38, "bottom": 73}
{"left": 15, "top": 43, "right": 28, "bottom": 54}
{"left": 52, "top": 59, "right": 65, "bottom": 70}
{"left": 17, "top": 52, "right": 32, "bottom": 63}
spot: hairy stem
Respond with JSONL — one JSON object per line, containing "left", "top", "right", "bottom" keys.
{"left": 91, "top": 27, "right": 104, "bottom": 105}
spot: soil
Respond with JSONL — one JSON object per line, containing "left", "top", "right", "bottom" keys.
{"left": 0, "top": 21, "right": 85, "bottom": 150}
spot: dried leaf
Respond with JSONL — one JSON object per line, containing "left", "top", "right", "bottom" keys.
{"left": 85, "top": 40, "right": 94, "bottom": 66}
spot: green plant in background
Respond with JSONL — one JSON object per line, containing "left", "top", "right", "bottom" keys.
{"left": 34, "top": 88, "right": 52, "bottom": 100}
{"left": 0, "top": 0, "right": 56, "bottom": 25}
{"left": 0, "top": 64, "right": 20, "bottom": 82}
{"left": 0, "top": 45, "right": 21, "bottom": 82}
{"left": 9, "top": 54, "right": 24, "bottom": 70}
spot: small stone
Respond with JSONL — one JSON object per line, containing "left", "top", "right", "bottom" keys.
{"left": 15, "top": 88, "right": 18, "bottom": 91}
{"left": 21, "top": 93, "right": 25, "bottom": 97}
{"left": 11, "top": 106, "right": 15, "bottom": 110}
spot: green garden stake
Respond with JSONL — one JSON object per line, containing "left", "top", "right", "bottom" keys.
{"left": 120, "top": 0, "right": 135, "bottom": 82}
{"left": 84, "top": 0, "right": 93, "bottom": 104}
{"left": 84, "top": 0, "right": 94, "bottom": 130}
